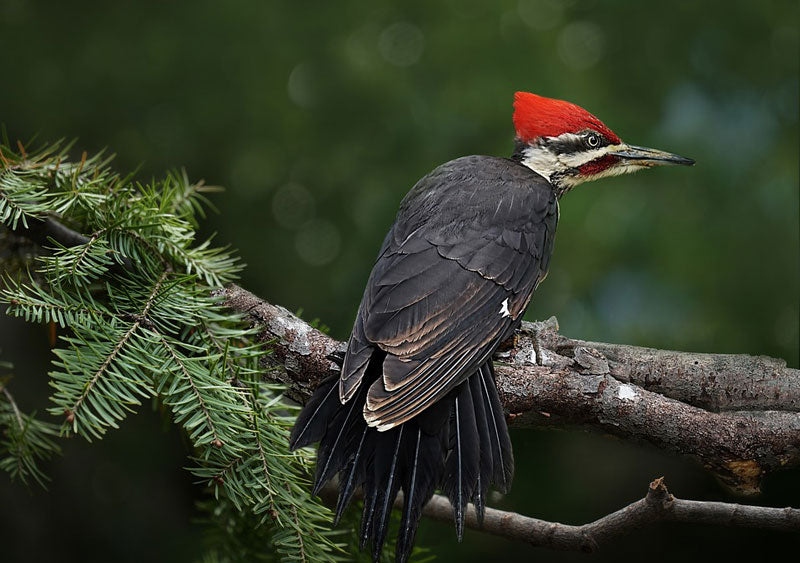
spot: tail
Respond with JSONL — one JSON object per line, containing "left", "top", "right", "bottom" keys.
{"left": 289, "top": 360, "right": 513, "bottom": 563}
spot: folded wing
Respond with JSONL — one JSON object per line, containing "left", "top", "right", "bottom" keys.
{"left": 340, "top": 173, "right": 557, "bottom": 430}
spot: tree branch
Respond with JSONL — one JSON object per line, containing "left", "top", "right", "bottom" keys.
{"left": 5, "top": 217, "right": 800, "bottom": 546}
{"left": 14, "top": 216, "right": 93, "bottom": 249}
{"left": 413, "top": 477, "right": 800, "bottom": 551}
{"left": 526, "top": 321, "right": 800, "bottom": 412}
{"left": 214, "top": 284, "right": 800, "bottom": 496}
{"left": 318, "top": 476, "right": 799, "bottom": 551}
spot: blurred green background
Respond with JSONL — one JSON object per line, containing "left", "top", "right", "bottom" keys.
{"left": 0, "top": 0, "right": 798, "bottom": 561}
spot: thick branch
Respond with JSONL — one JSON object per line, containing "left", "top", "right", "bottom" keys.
{"left": 527, "top": 320, "right": 800, "bottom": 412}
{"left": 215, "top": 284, "right": 800, "bottom": 495}
{"left": 6, "top": 213, "right": 798, "bottom": 494}
{"left": 214, "top": 284, "right": 346, "bottom": 404}
{"left": 6, "top": 214, "right": 800, "bottom": 547}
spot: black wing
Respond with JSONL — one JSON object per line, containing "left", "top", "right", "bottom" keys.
{"left": 339, "top": 156, "right": 557, "bottom": 430}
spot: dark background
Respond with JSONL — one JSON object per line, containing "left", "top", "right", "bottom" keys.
{"left": 0, "top": 0, "right": 798, "bottom": 561}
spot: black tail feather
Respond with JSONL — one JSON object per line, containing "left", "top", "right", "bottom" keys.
{"left": 371, "top": 426, "right": 405, "bottom": 561}
{"left": 333, "top": 425, "right": 368, "bottom": 525}
{"left": 468, "top": 371, "right": 493, "bottom": 525}
{"left": 396, "top": 424, "right": 442, "bottom": 562}
{"left": 360, "top": 454, "right": 379, "bottom": 550}
{"left": 291, "top": 360, "right": 513, "bottom": 563}
{"left": 479, "top": 363, "right": 514, "bottom": 492}
{"left": 288, "top": 375, "right": 340, "bottom": 450}
{"left": 312, "top": 393, "right": 362, "bottom": 495}
{"left": 442, "top": 382, "right": 480, "bottom": 541}
{"left": 312, "top": 378, "right": 371, "bottom": 495}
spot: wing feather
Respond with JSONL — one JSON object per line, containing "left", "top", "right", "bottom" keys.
{"left": 339, "top": 157, "right": 557, "bottom": 428}
{"left": 361, "top": 235, "right": 539, "bottom": 428}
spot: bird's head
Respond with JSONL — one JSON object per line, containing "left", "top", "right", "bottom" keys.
{"left": 512, "top": 91, "right": 694, "bottom": 196}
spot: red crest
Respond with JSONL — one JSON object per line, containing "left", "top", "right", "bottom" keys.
{"left": 513, "top": 92, "right": 620, "bottom": 144}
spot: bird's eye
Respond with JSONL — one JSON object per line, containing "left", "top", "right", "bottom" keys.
{"left": 586, "top": 134, "right": 600, "bottom": 148}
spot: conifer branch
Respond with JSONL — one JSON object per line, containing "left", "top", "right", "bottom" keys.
{"left": 2, "top": 140, "right": 797, "bottom": 558}
{"left": 157, "top": 333, "right": 222, "bottom": 447}
{"left": 0, "top": 141, "right": 345, "bottom": 562}
{"left": 70, "top": 269, "right": 168, "bottom": 422}
{"left": 0, "top": 365, "right": 61, "bottom": 486}
{"left": 1, "top": 386, "right": 24, "bottom": 430}
{"left": 287, "top": 481, "right": 308, "bottom": 561}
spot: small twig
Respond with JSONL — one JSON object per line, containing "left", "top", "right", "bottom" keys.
{"left": 413, "top": 478, "right": 800, "bottom": 551}
{"left": 12, "top": 216, "right": 92, "bottom": 249}
{"left": 319, "top": 478, "right": 798, "bottom": 552}
{"left": 1, "top": 386, "right": 25, "bottom": 431}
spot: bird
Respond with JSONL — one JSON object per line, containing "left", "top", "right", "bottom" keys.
{"left": 289, "top": 91, "right": 693, "bottom": 562}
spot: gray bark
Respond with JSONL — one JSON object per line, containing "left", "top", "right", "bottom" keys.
{"left": 4, "top": 219, "right": 799, "bottom": 548}
{"left": 215, "top": 284, "right": 800, "bottom": 496}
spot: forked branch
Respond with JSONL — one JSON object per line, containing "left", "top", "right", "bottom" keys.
{"left": 5, "top": 218, "right": 800, "bottom": 547}
{"left": 415, "top": 477, "right": 800, "bottom": 551}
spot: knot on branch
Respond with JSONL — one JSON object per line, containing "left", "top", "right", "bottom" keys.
{"left": 573, "top": 346, "right": 610, "bottom": 375}
{"left": 646, "top": 476, "right": 674, "bottom": 512}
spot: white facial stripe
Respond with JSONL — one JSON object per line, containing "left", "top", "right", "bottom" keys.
{"left": 548, "top": 132, "right": 583, "bottom": 144}
{"left": 557, "top": 143, "right": 623, "bottom": 168}
{"left": 519, "top": 131, "right": 637, "bottom": 190}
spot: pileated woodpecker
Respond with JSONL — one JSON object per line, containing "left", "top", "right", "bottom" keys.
{"left": 290, "top": 92, "right": 693, "bottom": 561}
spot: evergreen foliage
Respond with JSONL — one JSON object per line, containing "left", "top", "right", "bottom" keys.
{"left": 0, "top": 359, "right": 61, "bottom": 487}
{"left": 0, "top": 140, "right": 364, "bottom": 561}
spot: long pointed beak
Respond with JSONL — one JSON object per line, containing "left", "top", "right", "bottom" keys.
{"left": 610, "top": 144, "right": 695, "bottom": 167}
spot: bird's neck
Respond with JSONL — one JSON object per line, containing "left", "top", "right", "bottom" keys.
{"left": 511, "top": 140, "right": 576, "bottom": 199}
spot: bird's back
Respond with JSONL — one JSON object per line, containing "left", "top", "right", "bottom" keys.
{"left": 291, "top": 154, "right": 558, "bottom": 563}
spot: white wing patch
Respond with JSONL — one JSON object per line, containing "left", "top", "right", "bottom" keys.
{"left": 499, "top": 298, "right": 511, "bottom": 318}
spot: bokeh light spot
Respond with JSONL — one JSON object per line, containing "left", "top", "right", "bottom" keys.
{"left": 517, "top": 0, "right": 564, "bottom": 31}
{"left": 287, "top": 62, "right": 319, "bottom": 108}
{"left": 230, "top": 145, "right": 286, "bottom": 199}
{"left": 557, "top": 21, "right": 605, "bottom": 70}
{"left": 379, "top": 22, "right": 425, "bottom": 67}
{"left": 272, "top": 182, "right": 315, "bottom": 228}
{"left": 295, "top": 219, "right": 341, "bottom": 266}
